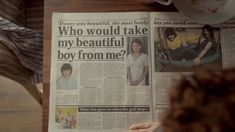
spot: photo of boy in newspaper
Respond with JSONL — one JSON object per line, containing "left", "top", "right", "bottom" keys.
{"left": 154, "top": 25, "right": 222, "bottom": 72}
{"left": 56, "top": 63, "right": 77, "bottom": 90}
{"left": 55, "top": 107, "right": 78, "bottom": 129}
{"left": 127, "top": 37, "right": 149, "bottom": 86}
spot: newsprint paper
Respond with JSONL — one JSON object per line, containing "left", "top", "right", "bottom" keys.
{"left": 49, "top": 12, "right": 235, "bottom": 132}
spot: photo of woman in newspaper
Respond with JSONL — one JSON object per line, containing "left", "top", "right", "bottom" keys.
{"left": 154, "top": 25, "right": 222, "bottom": 72}
{"left": 127, "top": 38, "right": 149, "bottom": 86}
{"left": 57, "top": 63, "right": 77, "bottom": 90}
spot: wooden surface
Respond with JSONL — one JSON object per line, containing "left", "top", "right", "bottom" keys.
{"left": 43, "top": 0, "right": 176, "bottom": 131}
{"left": 0, "top": 76, "right": 41, "bottom": 132}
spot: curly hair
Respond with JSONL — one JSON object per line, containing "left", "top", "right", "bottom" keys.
{"left": 130, "top": 38, "right": 144, "bottom": 53}
{"left": 162, "top": 68, "right": 235, "bottom": 132}
{"left": 165, "top": 27, "right": 177, "bottom": 39}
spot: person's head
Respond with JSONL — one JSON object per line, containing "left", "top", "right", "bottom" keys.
{"left": 130, "top": 38, "right": 144, "bottom": 54}
{"left": 202, "top": 25, "right": 214, "bottom": 38}
{"left": 165, "top": 27, "right": 177, "bottom": 41}
{"left": 162, "top": 68, "right": 235, "bottom": 132}
{"left": 61, "top": 63, "right": 72, "bottom": 78}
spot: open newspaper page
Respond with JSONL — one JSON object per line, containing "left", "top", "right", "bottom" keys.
{"left": 221, "top": 19, "right": 235, "bottom": 68}
{"left": 150, "top": 12, "right": 235, "bottom": 121}
{"left": 49, "top": 12, "right": 153, "bottom": 132}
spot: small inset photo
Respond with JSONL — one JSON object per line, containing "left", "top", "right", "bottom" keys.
{"left": 55, "top": 106, "right": 78, "bottom": 129}
{"left": 56, "top": 63, "right": 77, "bottom": 90}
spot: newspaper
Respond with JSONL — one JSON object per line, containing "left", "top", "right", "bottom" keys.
{"left": 49, "top": 12, "right": 235, "bottom": 132}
